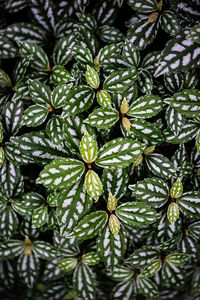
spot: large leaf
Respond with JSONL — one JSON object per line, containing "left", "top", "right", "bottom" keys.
{"left": 128, "top": 0, "right": 158, "bottom": 13}
{"left": 145, "top": 153, "right": 177, "bottom": 179}
{"left": 23, "top": 104, "right": 48, "bottom": 127}
{"left": 57, "top": 180, "right": 93, "bottom": 231}
{"left": 129, "top": 177, "right": 169, "bottom": 208}
{"left": 0, "top": 240, "right": 24, "bottom": 259}
{"left": 103, "top": 68, "right": 138, "bottom": 93}
{"left": 71, "top": 211, "right": 108, "bottom": 240}
{"left": 32, "top": 241, "right": 58, "bottom": 260}
{"left": 176, "top": 192, "right": 200, "bottom": 218}
{"left": 5, "top": 132, "right": 68, "bottom": 165}
{"left": 154, "top": 33, "right": 200, "bottom": 77}
{"left": 17, "top": 253, "right": 40, "bottom": 288}
{"left": 36, "top": 158, "right": 85, "bottom": 190}
{"left": 96, "top": 138, "right": 145, "bottom": 168}
{"left": 127, "top": 95, "right": 162, "bottom": 118}
{"left": 164, "top": 89, "right": 200, "bottom": 118}
{"left": 28, "top": 79, "right": 51, "bottom": 105}
{"left": 0, "top": 207, "right": 18, "bottom": 239}
{"left": 115, "top": 202, "right": 160, "bottom": 227}
{"left": 96, "top": 226, "right": 127, "bottom": 267}
{"left": 53, "top": 35, "right": 78, "bottom": 65}
{"left": 137, "top": 275, "right": 159, "bottom": 298}
{"left": 2, "top": 99, "right": 24, "bottom": 135}
{"left": 73, "top": 262, "right": 96, "bottom": 300}
{"left": 111, "top": 279, "right": 137, "bottom": 300}
{"left": 84, "top": 107, "right": 119, "bottom": 129}
{"left": 62, "top": 85, "right": 95, "bottom": 118}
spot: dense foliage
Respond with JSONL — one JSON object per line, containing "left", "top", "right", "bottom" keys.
{"left": 0, "top": 0, "right": 200, "bottom": 299}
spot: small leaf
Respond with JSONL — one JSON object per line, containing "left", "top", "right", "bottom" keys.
{"left": 137, "top": 275, "right": 159, "bottom": 298}
{"left": 84, "top": 170, "right": 103, "bottom": 202}
{"left": 170, "top": 178, "right": 183, "bottom": 199}
{"left": 58, "top": 258, "right": 77, "bottom": 272}
{"left": 23, "top": 104, "right": 48, "bottom": 127}
{"left": 109, "top": 214, "right": 120, "bottom": 235}
{"left": 167, "top": 202, "right": 180, "bottom": 224}
{"left": 107, "top": 192, "right": 118, "bottom": 211}
{"left": 51, "top": 65, "right": 75, "bottom": 85}
{"left": 79, "top": 131, "right": 98, "bottom": 163}
{"left": 166, "top": 253, "right": 189, "bottom": 266}
{"left": 32, "top": 206, "right": 48, "bottom": 228}
{"left": 86, "top": 65, "right": 100, "bottom": 89}
{"left": 82, "top": 252, "right": 100, "bottom": 266}
{"left": 96, "top": 90, "right": 112, "bottom": 107}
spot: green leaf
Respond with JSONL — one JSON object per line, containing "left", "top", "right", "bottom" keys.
{"left": 129, "top": 177, "right": 169, "bottom": 208}
{"left": 32, "top": 241, "right": 58, "bottom": 260}
{"left": 162, "top": 261, "right": 186, "bottom": 288}
{"left": 130, "top": 119, "right": 163, "bottom": 145}
{"left": 141, "top": 259, "right": 162, "bottom": 277}
{"left": 0, "top": 69, "right": 12, "bottom": 88}
{"left": 84, "top": 107, "right": 119, "bottom": 129}
{"left": 51, "top": 65, "right": 75, "bottom": 85}
{"left": 167, "top": 202, "right": 180, "bottom": 224}
{"left": 58, "top": 258, "right": 77, "bottom": 272}
{"left": 126, "top": 245, "right": 160, "bottom": 267}
{"left": 192, "top": 270, "right": 200, "bottom": 296}
{"left": 170, "top": 178, "right": 183, "bottom": 198}
{"left": 141, "top": 50, "right": 161, "bottom": 73}
{"left": 145, "top": 153, "right": 177, "bottom": 179}
{"left": 23, "top": 104, "right": 48, "bottom": 127}
{"left": 0, "top": 206, "right": 18, "bottom": 239}
{"left": 62, "top": 85, "right": 95, "bottom": 118}
{"left": 127, "top": 95, "right": 162, "bottom": 118}
{"left": 96, "top": 138, "right": 145, "bottom": 168}
{"left": 96, "top": 90, "right": 112, "bottom": 107}
{"left": 111, "top": 279, "right": 137, "bottom": 300}
{"left": 166, "top": 253, "right": 189, "bottom": 266}
{"left": 127, "top": 18, "right": 159, "bottom": 50}
{"left": 0, "top": 148, "right": 4, "bottom": 169}
{"left": 3, "top": 22, "right": 47, "bottom": 45}
{"left": 164, "top": 89, "right": 200, "bottom": 118}
{"left": 36, "top": 158, "right": 85, "bottom": 190}
{"left": 96, "top": 226, "right": 127, "bottom": 267}
{"left": 82, "top": 252, "right": 100, "bottom": 266}
{"left": 57, "top": 180, "right": 93, "bottom": 231}
{"left": 137, "top": 69, "right": 153, "bottom": 94}
{"left": 107, "top": 265, "right": 134, "bottom": 282}
{"left": 2, "top": 99, "right": 24, "bottom": 135}
{"left": 79, "top": 131, "right": 98, "bottom": 163}
{"left": 77, "top": 12, "right": 97, "bottom": 31}
{"left": 53, "top": 35, "right": 78, "bottom": 65}
{"left": 5, "top": 131, "right": 68, "bottom": 165}
{"left": 99, "top": 26, "right": 124, "bottom": 43}
{"left": 122, "top": 39, "right": 140, "bottom": 67}
{"left": 51, "top": 84, "right": 72, "bottom": 109}
{"left": 28, "top": 79, "right": 51, "bottom": 105}
{"left": 0, "top": 160, "right": 22, "bottom": 197}
{"left": 84, "top": 170, "right": 103, "bottom": 202}
{"left": 103, "top": 68, "right": 138, "bottom": 93}
{"left": 46, "top": 116, "right": 64, "bottom": 147}
{"left": 0, "top": 240, "right": 24, "bottom": 259}
{"left": 96, "top": 43, "right": 122, "bottom": 68}
{"left": 137, "top": 275, "right": 159, "bottom": 298}
{"left": 109, "top": 214, "right": 121, "bottom": 235}
{"left": 0, "top": 37, "right": 18, "bottom": 58}
{"left": 73, "top": 262, "right": 96, "bottom": 300}
{"left": 18, "top": 41, "right": 50, "bottom": 71}
{"left": 154, "top": 34, "right": 200, "bottom": 77}
{"left": 176, "top": 192, "right": 200, "bottom": 218}
{"left": 107, "top": 192, "right": 118, "bottom": 211}
{"left": 85, "top": 65, "right": 100, "bottom": 89}
{"left": 32, "top": 206, "right": 48, "bottom": 228}
{"left": 128, "top": 0, "right": 157, "bottom": 13}
{"left": 164, "top": 72, "right": 184, "bottom": 93}
{"left": 72, "top": 211, "right": 108, "bottom": 240}
{"left": 188, "top": 22, "right": 200, "bottom": 44}
{"left": 13, "top": 56, "right": 32, "bottom": 84}
{"left": 160, "top": 10, "right": 181, "bottom": 36}
{"left": 164, "top": 121, "right": 199, "bottom": 144}
{"left": 116, "top": 202, "right": 160, "bottom": 227}
{"left": 165, "top": 107, "right": 185, "bottom": 136}
{"left": 102, "top": 168, "right": 129, "bottom": 200}
{"left": 17, "top": 253, "right": 40, "bottom": 288}
{"left": 74, "top": 46, "right": 93, "bottom": 67}
{"left": 23, "top": 192, "right": 45, "bottom": 210}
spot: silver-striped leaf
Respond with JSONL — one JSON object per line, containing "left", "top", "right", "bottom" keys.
{"left": 17, "top": 253, "right": 40, "bottom": 288}
{"left": 84, "top": 107, "right": 119, "bottom": 129}
{"left": 36, "top": 158, "right": 85, "bottom": 190}
{"left": 96, "top": 138, "right": 145, "bottom": 168}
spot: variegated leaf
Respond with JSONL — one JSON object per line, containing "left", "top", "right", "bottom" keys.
{"left": 79, "top": 131, "right": 98, "bottom": 163}
{"left": 84, "top": 107, "right": 119, "bottom": 129}
{"left": 84, "top": 170, "right": 103, "bottom": 202}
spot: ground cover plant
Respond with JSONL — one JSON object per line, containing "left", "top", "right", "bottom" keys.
{"left": 0, "top": 0, "right": 200, "bottom": 299}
